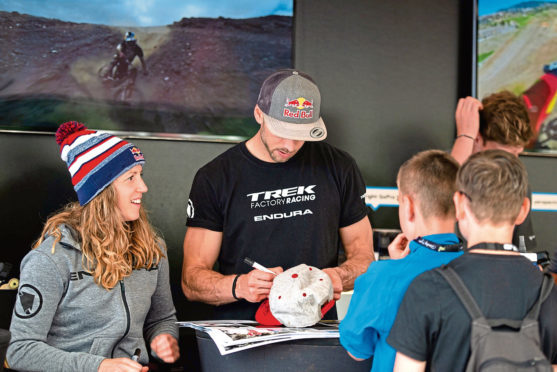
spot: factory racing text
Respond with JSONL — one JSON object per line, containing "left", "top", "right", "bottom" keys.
{"left": 247, "top": 185, "right": 316, "bottom": 222}
{"left": 247, "top": 185, "right": 316, "bottom": 208}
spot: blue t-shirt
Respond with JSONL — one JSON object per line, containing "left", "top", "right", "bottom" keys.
{"left": 339, "top": 233, "right": 463, "bottom": 372}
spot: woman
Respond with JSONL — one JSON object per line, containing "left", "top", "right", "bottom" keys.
{"left": 7, "top": 121, "right": 179, "bottom": 372}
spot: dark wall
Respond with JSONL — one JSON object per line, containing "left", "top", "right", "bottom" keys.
{"left": 295, "top": 0, "right": 460, "bottom": 227}
{"left": 1, "top": 0, "right": 556, "bottom": 326}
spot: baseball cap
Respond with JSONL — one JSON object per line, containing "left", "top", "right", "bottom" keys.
{"left": 255, "top": 264, "right": 335, "bottom": 327}
{"left": 256, "top": 69, "right": 327, "bottom": 141}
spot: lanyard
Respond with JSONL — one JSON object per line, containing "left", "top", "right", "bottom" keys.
{"left": 467, "top": 242, "right": 519, "bottom": 252}
{"left": 414, "top": 237, "right": 463, "bottom": 252}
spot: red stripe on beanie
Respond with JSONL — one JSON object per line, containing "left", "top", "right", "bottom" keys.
{"left": 71, "top": 141, "right": 128, "bottom": 186}
{"left": 68, "top": 136, "right": 115, "bottom": 170}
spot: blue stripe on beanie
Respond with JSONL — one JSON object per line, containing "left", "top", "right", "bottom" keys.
{"left": 76, "top": 146, "right": 145, "bottom": 205}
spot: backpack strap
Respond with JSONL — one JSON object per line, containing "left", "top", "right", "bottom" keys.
{"left": 437, "top": 266, "right": 555, "bottom": 329}
{"left": 436, "top": 265, "right": 485, "bottom": 320}
{"left": 524, "top": 273, "right": 554, "bottom": 321}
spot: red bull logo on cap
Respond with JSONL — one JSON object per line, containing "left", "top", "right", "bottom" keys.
{"left": 131, "top": 146, "right": 144, "bottom": 161}
{"left": 285, "top": 97, "right": 313, "bottom": 110}
{"left": 284, "top": 97, "right": 314, "bottom": 119}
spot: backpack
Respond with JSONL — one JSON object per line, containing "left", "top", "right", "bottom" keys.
{"left": 437, "top": 265, "right": 554, "bottom": 372}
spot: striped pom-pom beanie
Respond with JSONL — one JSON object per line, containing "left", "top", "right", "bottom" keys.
{"left": 56, "top": 121, "right": 145, "bottom": 206}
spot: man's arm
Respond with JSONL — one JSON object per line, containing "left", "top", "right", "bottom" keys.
{"left": 450, "top": 96, "right": 483, "bottom": 165}
{"left": 181, "top": 227, "right": 281, "bottom": 305}
{"left": 393, "top": 352, "right": 426, "bottom": 372}
{"left": 323, "top": 216, "right": 374, "bottom": 300}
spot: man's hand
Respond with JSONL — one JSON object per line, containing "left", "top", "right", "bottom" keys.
{"left": 150, "top": 333, "right": 180, "bottom": 364}
{"left": 388, "top": 233, "right": 410, "bottom": 260}
{"left": 236, "top": 266, "right": 283, "bottom": 302}
{"left": 455, "top": 96, "right": 483, "bottom": 139}
{"left": 98, "top": 358, "right": 148, "bottom": 372}
{"left": 322, "top": 268, "right": 343, "bottom": 300}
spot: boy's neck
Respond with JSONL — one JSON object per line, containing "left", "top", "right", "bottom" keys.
{"left": 464, "top": 222, "right": 516, "bottom": 254}
{"left": 412, "top": 216, "right": 456, "bottom": 240}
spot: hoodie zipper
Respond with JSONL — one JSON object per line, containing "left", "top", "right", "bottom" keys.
{"left": 111, "top": 280, "right": 131, "bottom": 358}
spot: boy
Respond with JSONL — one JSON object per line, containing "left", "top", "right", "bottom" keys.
{"left": 389, "top": 150, "right": 557, "bottom": 371}
{"left": 339, "top": 150, "right": 463, "bottom": 371}
{"left": 451, "top": 91, "right": 536, "bottom": 250}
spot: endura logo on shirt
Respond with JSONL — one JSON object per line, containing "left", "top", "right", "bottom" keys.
{"left": 247, "top": 185, "right": 317, "bottom": 208}
{"left": 70, "top": 271, "right": 93, "bottom": 281}
{"left": 187, "top": 199, "right": 195, "bottom": 219}
{"left": 254, "top": 209, "right": 313, "bottom": 222}
{"left": 14, "top": 284, "right": 43, "bottom": 319}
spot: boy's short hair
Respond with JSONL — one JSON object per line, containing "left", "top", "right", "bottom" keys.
{"left": 480, "top": 90, "right": 533, "bottom": 146}
{"left": 397, "top": 150, "right": 459, "bottom": 219}
{"left": 456, "top": 149, "right": 528, "bottom": 224}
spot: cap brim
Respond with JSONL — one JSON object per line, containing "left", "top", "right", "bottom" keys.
{"left": 255, "top": 298, "right": 336, "bottom": 326}
{"left": 263, "top": 113, "right": 327, "bottom": 142}
{"left": 255, "top": 299, "right": 282, "bottom": 326}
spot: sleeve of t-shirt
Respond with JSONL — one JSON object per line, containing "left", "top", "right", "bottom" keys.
{"left": 185, "top": 168, "right": 223, "bottom": 231}
{"left": 339, "top": 269, "right": 381, "bottom": 359}
{"left": 549, "top": 250, "right": 557, "bottom": 274}
{"left": 539, "top": 286, "right": 557, "bottom": 363}
{"left": 339, "top": 156, "right": 368, "bottom": 228}
{"left": 387, "top": 272, "right": 440, "bottom": 361}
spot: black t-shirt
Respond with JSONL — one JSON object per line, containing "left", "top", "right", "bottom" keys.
{"left": 388, "top": 253, "right": 557, "bottom": 371}
{"left": 186, "top": 141, "right": 368, "bottom": 319}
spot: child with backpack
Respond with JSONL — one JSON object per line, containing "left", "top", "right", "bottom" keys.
{"left": 388, "top": 150, "right": 557, "bottom": 371}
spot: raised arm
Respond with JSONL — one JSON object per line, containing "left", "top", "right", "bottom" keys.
{"left": 450, "top": 97, "right": 483, "bottom": 165}
{"left": 181, "top": 227, "right": 281, "bottom": 305}
{"left": 323, "top": 216, "right": 374, "bottom": 300}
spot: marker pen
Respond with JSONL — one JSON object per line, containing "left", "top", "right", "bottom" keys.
{"left": 243, "top": 257, "right": 276, "bottom": 275}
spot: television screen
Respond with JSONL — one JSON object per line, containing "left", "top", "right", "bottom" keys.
{"left": 477, "top": 0, "right": 557, "bottom": 153}
{"left": 0, "top": 0, "right": 293, "bottom": 141}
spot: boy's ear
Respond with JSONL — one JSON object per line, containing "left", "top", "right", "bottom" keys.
{"left": 453, "top": 191, "right": 465, "bottom": 221}
{"left": 403, "top": 194, "right": 415, "bottom": 222}
{"left": 514, "top": 197, "right": 530, "bottom": 226}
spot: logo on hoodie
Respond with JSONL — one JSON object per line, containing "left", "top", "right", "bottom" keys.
{"left": 15, "top": 284, "right": 43, "bottom": 319}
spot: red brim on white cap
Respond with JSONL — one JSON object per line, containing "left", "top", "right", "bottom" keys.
{"left": 255, "top": 298, "right": 336, "bottom": 326}
{"left": 263, "top": 113, "right": 327, "bottom": 142}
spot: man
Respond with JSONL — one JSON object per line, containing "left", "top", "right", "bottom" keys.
{"left": 450, "top": 91, "right": 536, "bottom": 251}
{"left": 340, "top": 150, "right": 463, "bottom": 372}
{"left": 181, "top": 69, "right": 374, "bottom": 320}
{"left": 388, "top": 150, "right": 557, "bottom": 371}
{"left": 118, "top": 31, "right": 147, "bottom": 75}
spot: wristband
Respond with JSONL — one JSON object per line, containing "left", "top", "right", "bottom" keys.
{"left": 456, "top": 134, "right": 475, "bottom": 141}
{"left": 232, "top": 274, "right": 241, "bottom": 300}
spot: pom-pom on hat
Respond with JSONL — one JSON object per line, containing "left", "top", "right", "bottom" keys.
{"left": 256, "top": 264, "right": 335, "bottom": 327}
{"left": 56, "top": 121, "right": 145, "bottom": 206}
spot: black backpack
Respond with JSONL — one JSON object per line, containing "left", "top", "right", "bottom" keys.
{"left": 437, "top": 265, "right": 554, "bottom": 371}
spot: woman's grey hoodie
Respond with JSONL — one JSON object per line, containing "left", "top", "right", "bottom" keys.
{"left": 7, "top": 225, "right": 178, "bottom": 372}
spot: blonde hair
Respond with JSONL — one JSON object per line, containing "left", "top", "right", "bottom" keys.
{"left": 397, "top": 150, "right": 459, "bottom": 219}
{"left": 33, "top": 184, "right": 163, "bottom": 290}
{"left": 456, "top": 149, "right": 528, "bottom": 224}
{"left": 480, "top": 90, "right": 533, "bottom": 146}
